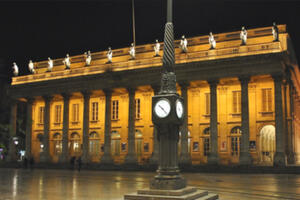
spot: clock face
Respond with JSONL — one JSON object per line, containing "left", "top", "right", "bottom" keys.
{"left": 176, "top": 100, "right": 184, "bottom": 119}
{"left": 154, "top": 99, "right": 171, "bottom": 118}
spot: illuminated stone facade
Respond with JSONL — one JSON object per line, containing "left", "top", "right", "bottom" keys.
{"left": 8, "top": 25, "right": 300, "bottom": 166}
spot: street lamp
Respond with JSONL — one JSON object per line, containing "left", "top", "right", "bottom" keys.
{"left": 13, "top": 137, "right": 18, "bottom": 146}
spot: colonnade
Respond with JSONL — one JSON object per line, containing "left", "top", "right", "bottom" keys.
{"left": 7, "top": 75, "right": 289, "bottom": 166}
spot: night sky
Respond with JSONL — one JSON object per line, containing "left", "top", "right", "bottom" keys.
{"left": 1, "top": 0, "right": 300, "bottom": 77}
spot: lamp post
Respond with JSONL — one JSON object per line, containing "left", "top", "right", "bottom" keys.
{"left": 150, "top": 0, "right": 186, "bottom": 190}
{"left": 125, "top": 1, "right": 218, "bottom": 198}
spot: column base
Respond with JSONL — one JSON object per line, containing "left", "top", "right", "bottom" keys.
{"left": 100, "top": 153, "right": 114, "bottom": 165}
{"left": 58, "top": 154, "right": 69, "bottom": 163}
{"left": 125, "top": 153, "right": 138, "bottom": 165}
{"left": 287, "top": 152, "right": 296, "bottom": 164}
{"left": 179, "top": 153, "right": 192, "bottom": 166}
{"left": 207, "top": 153, "right": 219, "bottom": 165}
{"left": 39, "top": 152, "right": 50, "bottom": 163}
{"left": 149, "top": 152, "right": 159, "bottom": 165}
{"left": 239, "top": 152, "right": 252, "bottom": 166}
{"left": 274, "top": 152, "right": 287, "bottom": 167}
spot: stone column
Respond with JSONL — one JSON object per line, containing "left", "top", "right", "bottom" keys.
{"left": 179, "top": 82, "right": 191, "bottom": 165}
{"left": 82, "top": 91, "right": 91, "bottom": 164}
{"left": 59, "top": 93, "right": 70, "bottom": 163}
{"left": 6, "top": 99, "right": 17, "bottom": 162}
{"left": 40, "top": 96, "right": 52, "bottom": 163}
{"left": 273, "top": 75, "right": 287, "bottom": 166}
{"left": 288, "top": 83, "right": 295, "bottom": 164}
{"left": 207, "top": 80, "right": 219, "bottom": 164}
{"left": 25, "top": 98, "right": 34, "bottom": 159}
{"left": 239, "top": 77, "right": 252, "bottom": 165}
{"left": 100, "top": 89, "right": 113, "bottom": 164}
{"left": 125, "top": 88, "right": 137, "bottom": 165}
{"left": 149, "top": 85, "right": 160, "bottom": 165}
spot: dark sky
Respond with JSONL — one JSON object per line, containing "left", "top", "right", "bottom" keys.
{"left": 1, "top": 0, "right": 300, "bottom": 77}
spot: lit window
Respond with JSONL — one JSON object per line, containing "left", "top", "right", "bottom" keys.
{"left": 230, "top": 126, "right": 242, "bottom": 156}
{"left": 205, "top": 93, "right": 210, "bottom": 115}
{"left": 54, "top": 105, "right": 62, "bottom": 123}
{"left": 38, "top": 106, "right": 44, "bottom": 124}
{"left": 53, "top": 133, "right": 62, "bottom": 155}
{"left": 72, "top": 104, "right": 79, "bottom": 122}
{"left": 262, "top": 88, "right": 272, "bottom": 112}
{"left": 203, "top": 127, "right": 210, "bottom": 156}
{"left": 135, "top": 99, "right": 141, "bottom": 119}
{"left": 112, "top": 100, "right": 119, "bottom": 120}
{"left": 89, "top": 132, "right": 100, "bottom": 155}
{"left": 232, "top": 91, "right": 241, "bottom": 114}
{"left": 91, "top": 102, "right": 99, "bottom": 121}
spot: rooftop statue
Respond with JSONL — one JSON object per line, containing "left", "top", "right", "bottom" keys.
{"left": 107, "top": 47, "right": 113, "bottom": 63}
{"left": 28, "top": 60, "right": 35, "bottom": 74}
{"left": 180, "top": 35, "right": 188, "bottom": 53}
{"left": 272, "top": 22, "right": 279, "bottom": 42}
{"left": 47, "top": 57, "right": 53, "bottom": 72}
{"left": 12, "top": 62, "right": 19, "bottom": 76}
{"left": 63, "top": 54, "right": 71, "bottom": 69}
{"left": 240, "top": 26, "right": 247, "bottom": 45}
{"left": 154, "top": 39, "right": 160, "bottom": 56}
{"left": 209, "top": 32, "right": 216, "bottom": 49}
{"left": 129, "top": 43, "right": 135, "bottom": 59}
{"left": 84, "top": 51, "right": 92, "bottom": 66}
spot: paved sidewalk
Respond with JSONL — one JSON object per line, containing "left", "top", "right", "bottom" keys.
{"left": 0, "top": 168, "right": 300, "bottom": 200}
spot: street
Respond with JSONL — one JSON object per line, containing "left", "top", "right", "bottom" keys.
{"left": 0, "top": 168, "right": 300, "bottom": 200}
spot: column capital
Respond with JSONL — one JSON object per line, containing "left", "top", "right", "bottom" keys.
{"left": 127, "top": 87, "right": 136, "bottom": 95}
{"left": 151, "top": 84, "right": 160, "bottom": 94}
{"left": 238, "top": 76, "right": 250, "bottom": 83}
{"left": 207, "top": 79, "right": 219, "bottom": 86}
{"left": 25, "top": 97, "right": 35, "bottom": 104}
{"left": 272, "top": 74, "right": 283, "bottom": 82}
{"left": 61, "top": 93, "right": 71, "bottom": 100}
{"left": 178, "top": 81, "right": 189, "bottom": 89}
{"left": 103, "top": 89, "right": 112, "bottom": 96}
{"left": 81, "top": 90, "right": 92, "bottom": 99}
{"left": 42, "top": 95, "right": 53, "bottom": 103}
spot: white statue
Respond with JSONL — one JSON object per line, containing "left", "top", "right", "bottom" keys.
{"left": 272, "top": 22, "right": 279, "bottom": 41}
{"left": 28, "top": 60, "right": 35, "bottom": 74}
{"left": 84, "top": 51, "right": 92, "bottom": 66}
{"left": 12, "top": 62, "right": 18, "bottom": 76}
{"left": 129, "top": 43, "right": 135, "bottom": 59}
{"left": 107, "top": 47, "right": 113, "bottom": 63}
{"left": 208, "top": 32, "right": 216, "bottom": 49}
{"left": 180, "top": 35, "right": 188, "bottom": 53}
{"left": 63, "top": 54, "right": 71, "bottom": 69}
{"left": 154, "top": 39, "right": 160, "bottom": 56}
{"left": 47, "top": 57, "right": 53, "bottom": 72}
{"left": 240, "top": 26, "right": 247, "bottom": 45}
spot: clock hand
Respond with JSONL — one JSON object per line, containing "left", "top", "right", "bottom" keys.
{"left": 158, "top": 105, "right": 167, "bottom": 114}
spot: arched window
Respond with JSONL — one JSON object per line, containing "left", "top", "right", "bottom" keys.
{"left": 111, "top": 130, "right": 120, "bottom": 156}
{"left": 203, "top": 127, "right": 210, "bottom": 156}
{"left": 89, "top": 132, "right": 100, "bottom": 155}
{"left": 259, "top": 125, "right": 275, "bottom": 164}
{"left": 178, "top": 131, "right": 191, "bottom": 155}
{"left": 53, "top": 132, "right": 62, "bottom": 155}
{"left": 135, "top": 130, "right": 143, "bottom": 157}
{"left": 70, "top": 132, "right": 81, "bottom": 154}
{"left": 230, "top": 126, "right": 242, "bottom": 156}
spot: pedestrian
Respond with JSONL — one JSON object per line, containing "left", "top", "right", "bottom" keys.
{"left": 23, "top": 157, "right": 28, "bottom": 169}
{"left": 77, "top": 157, "right": 82, "bottom": 172}
{"left": 29, "top": 157, "right": 34, "bottom": 170}
{"left": 70, "top": 156, "right": 75, "bottom": 170}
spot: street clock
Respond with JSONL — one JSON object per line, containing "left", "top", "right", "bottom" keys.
{"left": 152, "top": 93, "right": 184, "bottom": 125}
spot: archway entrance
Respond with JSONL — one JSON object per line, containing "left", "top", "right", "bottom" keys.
{"left": 259, "top": 125, "right": 275, "bottom": 165}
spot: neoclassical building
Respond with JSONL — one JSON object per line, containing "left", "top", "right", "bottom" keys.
{"left": 8, "top": 25, "right": 300, "bottom": 166}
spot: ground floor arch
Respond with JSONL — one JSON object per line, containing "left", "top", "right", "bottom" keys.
{"left": 259, "top": 125, "right": 276, "bottom": 165}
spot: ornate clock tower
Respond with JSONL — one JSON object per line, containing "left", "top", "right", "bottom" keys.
{"left": 151, "top": 0, "right": 186, "bottom": 187}
{"left": 125, "top": 0, "right": 218, "bottom": 198}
